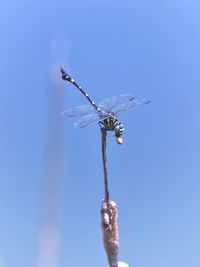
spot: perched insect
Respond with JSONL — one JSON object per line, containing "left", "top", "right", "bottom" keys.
{"left": 61, "top": 67, "right": 150, "bottom": 144}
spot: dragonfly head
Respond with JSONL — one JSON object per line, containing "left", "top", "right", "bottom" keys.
{"left": 114, "top": 123, "right": 124, "bottom": 145}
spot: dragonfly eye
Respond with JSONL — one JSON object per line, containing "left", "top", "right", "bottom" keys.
{"left": 114, "top": 124, "right": 124, "bottom": 144}
{"left": 114, "top": 124, "right": 124, "bottom": 137}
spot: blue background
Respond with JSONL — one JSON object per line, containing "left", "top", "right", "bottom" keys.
{"left": 0, "top": 1, "right": 200, "bottom": 267}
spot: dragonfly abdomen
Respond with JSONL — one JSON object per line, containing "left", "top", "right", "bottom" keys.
{"left": 61, "top": 67, "right": 102, "bottom": 113}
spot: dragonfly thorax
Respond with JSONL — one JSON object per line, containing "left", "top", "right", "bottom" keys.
{"left": 101, "top": 116, "right": 124, "bottom": 144}
{"left": 101, "top": 116, "right": 117, "bottom": 131}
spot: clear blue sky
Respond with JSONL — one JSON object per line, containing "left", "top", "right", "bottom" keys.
{"left": 0, "top": 1, "right": 200, "bottom": 267}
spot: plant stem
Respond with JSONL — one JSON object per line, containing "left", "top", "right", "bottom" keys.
{"left": 101, "top": 128, "right": 109, "bottom": 203}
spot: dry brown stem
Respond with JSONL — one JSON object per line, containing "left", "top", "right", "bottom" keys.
{"left": 101, "top": 199, "right": 119, "bottom": 267}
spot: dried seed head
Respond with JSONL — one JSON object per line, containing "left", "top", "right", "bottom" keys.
{"left": 117, "top": 262, "right": 130, "bottom": 267}
{"left": 101, "top": 199, "right": 119, "bottom": 267}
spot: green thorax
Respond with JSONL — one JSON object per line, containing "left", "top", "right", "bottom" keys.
{"left": 101, "top": 117, "right": 117, "bottom": 131}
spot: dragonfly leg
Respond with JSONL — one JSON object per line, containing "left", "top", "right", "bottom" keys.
{"left": 98, "top": 121, "right": 105, "bottom": 129}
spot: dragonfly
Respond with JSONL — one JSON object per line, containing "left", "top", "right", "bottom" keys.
{"left": 61, "top": 67, "right": 150, "bottom": 144}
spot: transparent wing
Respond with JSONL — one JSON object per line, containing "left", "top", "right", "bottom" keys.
{"left": 62, "top": 104, "right": 98, "bottom": 117}
{"left": 111, "top": 98, "right": 151, "bottom": 114}
{"left": 99, "top": 94, "right": 134, "bottom": 113}
{"left": 74, "top": 111, "right": 113, "bottom": 128}
{"left": 74, "top": 113, "right": 101, "bottom": 128}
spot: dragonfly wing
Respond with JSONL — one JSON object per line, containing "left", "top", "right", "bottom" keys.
{"left": 62, "top": 104, "right": 98, "bottom": 117}
{"left": 111, "top": 98, "right": 151, "bottom": 114}
{"left": 99, "top": 94, "right": 134, "bottom": 113}
{"left": 74, "top": 113, "right": 101, "bottom": 128}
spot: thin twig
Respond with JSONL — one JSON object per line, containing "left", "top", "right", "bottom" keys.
{"left": 101, "top": 128, "right": 119, "bottom": 267}
{"left": 101, "top": 128, "right": 109, "bottom": 203}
